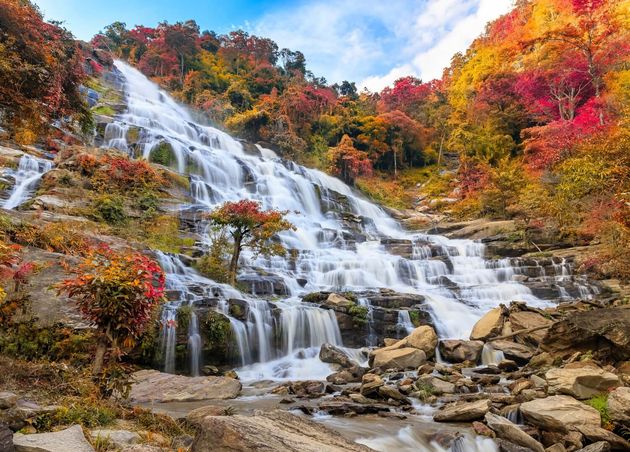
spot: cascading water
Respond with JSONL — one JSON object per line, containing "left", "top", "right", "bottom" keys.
{"left": 397, "top": 310, "right": 416, "bottom": 336}
{"left": 2, "top": 154, "right": 53, "bottom": 209}
{"left": 106, "top": 60, "right": 588, "bottom": 380}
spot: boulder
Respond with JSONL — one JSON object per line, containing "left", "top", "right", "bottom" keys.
{"left": 0, "top": 424, "right": 13, "bottom": 452}
{"left": 607, "top": 386, "right": 630, "bottom": 425}
{"left": 372, "top": 347, "right": 426, "bottom": 370}
{"left": 405, "top": 325, "right": 438, "bottom": 356}
{"left": 575, "top": 425, "right": 630, "bottom": 451}
{"left": 545, "top": 362, "right": 619, "bottom": 399}
{"left": 191, "top": 409, "right": 370, "bottom": 451}
{"left": 129, "top": 370, "right": 241, "bottom": 403}
{"left": 13, "top": 425, "right": 93, "bottom": 452}
{"left": 417, "top": 375, "right": 455, "bottom": 395}
{"left": 484, "top": 412, "right": 545, "bottom": 452}
{"left": 490, "top": 340, "right": 535, "bottom": 362}
{"left": 319, "top": 343, "right": 354, "bottom": 368}
{"left": 520, "top": 396, "right": 601, "bottom": 432}
{"left": 509, "top": 311, "right": 553, "bottom": 345}
{"left": 360, "top": 374, "right": 384, "bottom": 396}
{"left": 89, "top": 429, "right": 140, "bottom": 447}
{"left": 438, "top": 340, "right": 484, "bottom": 363}
{"left": 576, "top": 442, "right": 611, "bottom": 452}
{"left": 378, "top": 386, "right": 410, "bottom": 404}
{"left": 470, "top": 307, "right": 506, "bottom": 341}
{"left": 0, "top": 392, "right": 18, "bottom": 410}
{"left": 326, "top": 293, "right": 354, "bottom": 308}
{"left": 433, "top": 399, "right": 491, "bottom": 422}
{"left": 186, "top": 405, "right": 232, "bottom": 426}
{"left": 540, "top": 307, "right": 630, "bottom": 362}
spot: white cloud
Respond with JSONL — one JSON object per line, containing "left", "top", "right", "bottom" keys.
{"left": 251, "top": 0, "right": 514, "bottom": 91}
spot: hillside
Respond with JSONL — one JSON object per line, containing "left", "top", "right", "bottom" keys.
{"left": 0, "top": 0, "right": 629, "bottom": 451}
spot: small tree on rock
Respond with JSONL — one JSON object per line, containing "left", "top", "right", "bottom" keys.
{"left": 57, "top": 246, "right": 165, "bottom": 377}
{"left": 207, "top": 200, "right": 294, "bottom": 285}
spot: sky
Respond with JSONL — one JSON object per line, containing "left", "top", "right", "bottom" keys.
{"left": 33, "top": 0, "right": 514, "bottom": 91}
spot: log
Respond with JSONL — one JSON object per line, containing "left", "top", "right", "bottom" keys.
{"left": 487, "top": 324, "right": 551, "bottom": 342}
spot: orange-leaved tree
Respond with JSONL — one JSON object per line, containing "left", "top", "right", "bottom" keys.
{"left": 57, "top": 246, "right": 165, "bottom": 376}
{"left": 207, "top": 200, "right": 294, "bottom": 285}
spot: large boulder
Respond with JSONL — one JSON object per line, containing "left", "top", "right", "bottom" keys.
{"left": 438, "top": 340, "right": 484, "bottom": 363}
{"left": 372, "top": 347, "right": 426, "bottom": 370}
{"left": 470, "top": 307, "right": 506, "bottom": 341}
{"left": 520, "top": 396, "right": 601, "bottom": 432}
{"left": 484, "top": 412, "right": 545, "bottom": 452}
{"left": 575, "top": 425, "right": 630, "bottom": 451}
{"left": 607, "top": 387, "right": 630, "bottom": 425}
{"left": 190, "top": 409, "right": 369, "bottom": 451}
{"left": 545, "top": 362, "right": 619, "bottom": 399}
{"left": 540, "top": 307, "right": 630, "bottom": 362}
{"left": 509, "top": 310, "right": 553, "bottom": 345}
{"left": 489, "top": 340, "right": 535, "bottom": 363}
{"left": 406, "top": 325, "right": 438, "bottom": 357}
{"left": 325, "top": 293, "right": 354, "bottom": 308}
{"left": 319, "top": 343, "right": 354, "bottom": 368}
{"left": 433, "top": 399, "right": 491, "bottom": 422}
{"left": 13, "top": 425, "right": 93, "bottom": 452}
{"left": 129, "top": 370, "right": 241, "bottom": 403}
{"left": 360, "top": 373, "right": 384, "bottom": 396}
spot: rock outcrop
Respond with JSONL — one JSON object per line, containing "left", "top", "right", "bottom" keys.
{"left": 129, "top": 370, "right": 241, "bottom": 403}
{"left": 13, "top": 425, "right": 93, "bottom": 452}
{"left": 545, "top": 362, "right": 619, "bottom": 399}
{"left": 190, "top": 410, "right": 370, "bottom": 451}
{"left": 433, "top": 399, "right": 491, "bottom": 422}
{"left": 371, "top": 347, "right": 426, "bottom": 370}
{"left": 438, "top": 340, "right": 484, "bottom": 363}
{"left": 520, "top": 395, "right": 601, "bottom": 432}
{"left": 485, "top": 412, "right": 545, "bottom": 452}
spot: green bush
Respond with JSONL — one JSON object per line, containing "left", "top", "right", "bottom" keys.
{"left": 585, "top": 394, "right": 610, "bottom": 426}
{"left": 93, "top": 195, "right": 127, "bottom": 225}
{"left": 149, "top": 142, "right": 177, "bottom": 167}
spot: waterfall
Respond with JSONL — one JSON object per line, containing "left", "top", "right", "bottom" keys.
{"left": 2, "top": 154, "right": 53, "bottom": 209}
{"left": 106, "top": 60, "right": 585, "bottom": 379}
{"left": 397, "top": 310, "right": 416, "bottom": 336}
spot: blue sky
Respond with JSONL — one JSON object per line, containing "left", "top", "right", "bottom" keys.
{"left": 34, "top": 0, "right": 513, "bottom": 90}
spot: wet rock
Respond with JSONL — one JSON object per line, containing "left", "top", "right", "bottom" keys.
{"left": 378, "top": 386, "right": 410, "bottom": 404}
{"left": 191, "top": 409, "right": 370, "bottom": 451}
{"left": 274, "top": 381, "right": 326, "bottom": 398}
{"left": 129, "top": 370, "right": 241, "bottom": 402}
{"left": 607, "top": 386, "right": 630, "bottom": 425}
{"left": 540, "top": 307, "right": 630, "bottom": 362}
{"left": 545, "top": 362, "right": 619, "bottom": 399}
{"left": 499, "top": 360, "right": 519, "bottom": 372}
{"left": 471, "top": 374, "right": 501, "bottom": 385}
{"left": 318, "top": 401, "right": 390, "bottom": 416}
{"left": 0, "top": 393, "right": 17, "bottom": 410}
{"left": 90, "top": 429, "right": 140, "bottom": 448}
{"left": 470, "top": 306, "right": 507, "bottom": 341}
{"left": 360, "top": 374, "right": 384, "bottom": 396}
{"left": 472, "top": 365, "right": 502, "bottom": 375}
{"left": 237, "top": 275, "right": 288, "bottom": 296}
{"left": 520, "top": 395, "right": 601, "bottom": 432}
{"left": 319, "top": 343, "right": 354, "bottom": 368}
{"left": 433, "top": 398, "right": 491, "bottom": 422}
{"left": 13, "top": 425, "right": 93, "bottom": 452}
{"left": 485, "top": 412, "right": 545, "bottom": 452}
{"left": 438, "top": 340, "right": 484, "bottom": 363}
{"left": 348, "top": 393, "right": 371, "bottom": 404}
{"left": 510, "top": 378, "right": 533, "bottom": 395}
{"left": 575, "top": 425, "right": 630, "bottom": 450}
{"left": 417, "top": 375, "right": 455, "bottom": 395}
{"left": 472, "top": 421, "right": 496, "bottom": 438}
{"left": 372, "top": 347, "right": 426, "bottom": 371}
{"left": 490, "top": 340, "right": 535, "bottom": 363}
{"left": 494, "top": 438, "right": 534, "bottom": 452}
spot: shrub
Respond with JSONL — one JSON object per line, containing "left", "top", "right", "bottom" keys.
{"left": 56, "top": 246, "right": 165, "bottom": 378}
{"left": 585, "top": 394, "right": 611, "bottom": 427}
{"left": 93, "top": 195, "right": 127, "bottom": 225}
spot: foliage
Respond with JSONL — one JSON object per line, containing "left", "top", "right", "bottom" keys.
{"left": 92, "top": 195, "right": 127, "bottom": 225}
{"left": 142, "top": 215, "right": 195, "bottom": 254}
{"left": 206, "top": 200, "right": 294, "bottom": 284}
{"left": 56, "top": 246, "right": 165, "bottom": 379}
{"left": 0, "top": 0, "right": 91, "bottom": 141}
{"left": 195, "top": 227, "right": 231, "bottom": 283}
{"left": 584, "top": 393, "right": 611, "bottom": 428}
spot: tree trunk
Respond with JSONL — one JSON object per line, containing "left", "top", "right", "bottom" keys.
{"left": 92, "top": 332, "right": 109, "bottom": 376}
{"left": 229, "top": 232, "right": 243, "bottom": 286}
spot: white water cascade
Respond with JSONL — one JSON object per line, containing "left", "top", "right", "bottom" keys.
{"left": 2, "top": 154, "right": 53, "bottom": 209}
{"left": 106, "top": 60, "right": 576, "bottom": 380}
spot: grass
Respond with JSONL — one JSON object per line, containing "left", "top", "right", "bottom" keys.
{"left": 584, "top": 393, "right": 610, "bottom": 427}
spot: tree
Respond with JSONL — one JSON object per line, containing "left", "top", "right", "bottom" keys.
{"left": 57, "top": 246, "right": 165, "bottom": 376}
{"left": 327, "top": 134, "right": 372, "bottom": 185}
{"left": 207, "top": 200, "right": 294, "bottom": 285}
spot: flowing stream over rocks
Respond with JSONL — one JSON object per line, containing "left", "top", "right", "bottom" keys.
{"left": 1, "top": 154, "right": 53, "bottom": 209}
{"left": 104, "top": 60, "right": 597, "bottom": 380}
